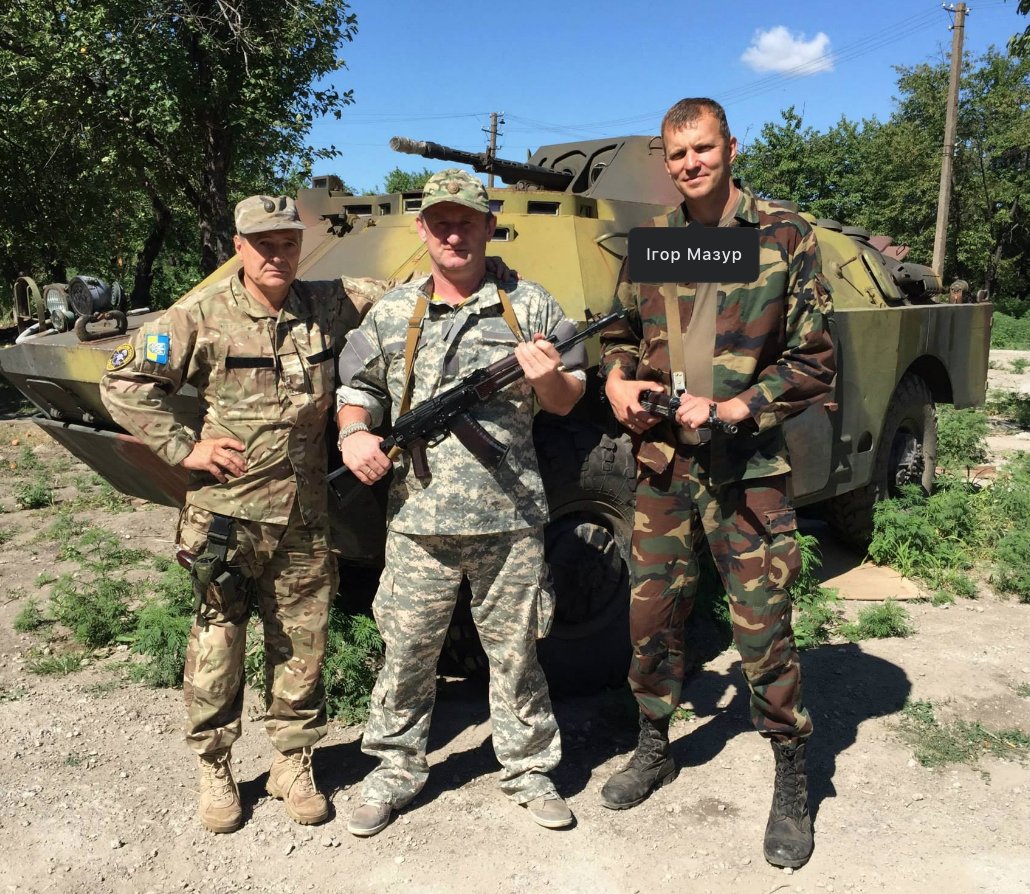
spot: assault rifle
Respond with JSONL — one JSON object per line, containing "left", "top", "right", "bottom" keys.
{"left": 328, "top": 307, "right": 626, "bottom": 484}
{"left": 638, "top": 390, "right": 740, "bottom": 443}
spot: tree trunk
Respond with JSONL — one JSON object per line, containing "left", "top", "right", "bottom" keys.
{"left": 130, "top": 193, "right": 172, "bottom": 309}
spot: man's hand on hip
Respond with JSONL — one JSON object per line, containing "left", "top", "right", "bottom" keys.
{"left": 181, "top": 438, "right": 247, "bottom": 483}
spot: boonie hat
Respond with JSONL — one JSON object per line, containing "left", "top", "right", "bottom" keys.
{"left": 234, "top": 195, "right": 306, "bottom": 234}
{"left": 420, "top": 169, "right": 490, "bottom": 215}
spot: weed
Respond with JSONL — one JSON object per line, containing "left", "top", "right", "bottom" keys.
{"left": 72, "top": 477, "right": 132, "bottom": 513}
{"left": 789, "top": 532, "right": 840, "bottom": 650}
{"left": 936, "top": 407, "right": 989, "bottom": 470}
{"left": 1015, "top": 683, "right": 1030, "bottom": 699}
{"left": 42, "top": 510, "right": 82, "bottom": 542}
{"left": 57, "top": 527, "right": 150, "bottom": 572}
{"left": 1012, "top": 357, "right": 1030, "bottom": 375}
{"left": 16, "top": 445, "right": 43, "bottom": 474}
{"left": 0, "top": 684, "right": 28, "bottom": 702}
{"left": 50, "top": 575, "right": 135, "bottom": 647}
{"left": 26, "top": 648, "right": 88, "bottom": 676}
{"left": 14, "top": 477, "right": 54, "bottom": 510}
{"left": 13, "top": 598, "right": 50, "bottom": 633}
{"left": 672, "top": 705, "right": 696, "bottom": 723}
{"left": 129, "top": 564, "right": 194, "bottom": 688}
{"left": 986, "top": 390, "right": 1030, "bottom": 430}
{"left": 244, "top": 606, "right": 385, "bottom": 724}
{"left": 898, "top": 699, "right": 1030, "bottom": 767}
{"left": 34, "top": 571, "right": 58, "bottom": 587}
{"left": 992, "top": 529, "right": 1030, "bottom": 603}
{"left": 64, "top": 753, "right": 84, "bottom": 767}
{"left": 991, "top": 313, "right": 1030, "bottom": 350}
{"left": 0, "top": 527, "right": 12, "bottom": 545}
{"left": 82, "top": 680, "right": 121, "bottom": 698}
{"left": 930, "top": 590, "right": 956, "bottom": 606}
{"left": 839, "top": 600, "right": 913, "bottom": 641}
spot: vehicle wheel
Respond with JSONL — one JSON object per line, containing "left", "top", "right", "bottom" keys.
{"left": 826, "top": 372, "right": 936, "bottom": 548}
{"left": 438, "top": 417, "right": 636, "bottom": 694}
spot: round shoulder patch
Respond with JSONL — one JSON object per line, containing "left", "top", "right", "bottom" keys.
{"left": 107, "top": 343, "right": 135, "bottom": 371}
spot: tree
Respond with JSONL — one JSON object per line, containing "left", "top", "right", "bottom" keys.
{"left": 382, "top": 167, "right": 435, "bottom": 194}
{"left": 1011, "top": 0, "right": 1030, "bottom": 57}
{"left": 0, "top": 0, "right": 357, "bottom": 307}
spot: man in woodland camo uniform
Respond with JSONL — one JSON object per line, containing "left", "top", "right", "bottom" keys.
{"left": 335, "top": 169, "right": 586, "bottom": 837}
{"left": 101, "top": 195, "right": 388, "bottom": 833}
{"left": 598, "top": 98, "right": 835, "bottom": 868}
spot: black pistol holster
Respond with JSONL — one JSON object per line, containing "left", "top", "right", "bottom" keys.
{"left": 190, "top": 513, "right": 241, "bottom": 626}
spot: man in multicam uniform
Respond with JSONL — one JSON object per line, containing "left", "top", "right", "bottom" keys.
{"left": 598, "top": 98, "right": 835, "bottom": 869}
{"left": 335, "top": 168, "right": 586, "bottom": 837}
{"left": 101, "top": 195, "right": 388, "bottom": 834}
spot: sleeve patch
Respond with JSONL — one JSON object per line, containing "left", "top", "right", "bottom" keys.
{"left": 106, "top": 343, "right": 135, "bottom": 371}
{"left": 144, "top": 334, "right": 170, "bottom": 365}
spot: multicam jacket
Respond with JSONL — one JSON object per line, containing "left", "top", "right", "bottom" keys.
{"left": 101, "top": 272, "right": 381, "bottom": 526}
{"left": 599, "top": 184, "right": 836, "bottom": 482}
{"left": 336, "top": 275, "right": 585, "bottom": 535}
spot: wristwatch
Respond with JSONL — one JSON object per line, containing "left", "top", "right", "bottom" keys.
{"left": 708, "top": 402, "right": 720, "bottom": 428}
{"left": 338, "top": 421, "right": 371, "bottom": 442}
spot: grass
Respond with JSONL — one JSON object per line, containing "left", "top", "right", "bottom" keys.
{"left": 990, "top": 312, "right": 1030, "bottom": 350}
{"left": 1011, "top": 357, "right": 1030, "bottom": 375}
{"left": 50, "top": 575, "right": 135, "bottom": 648}
{"left": 898, "top": 700, "right": 1030, "bottom": 767}
{"left": 13, "top": 598, "right": 50, "bottom": 633}
{"left": 1015, "top": 683, "right": 1030, "bottom": 699}
{"left": 0, "top": 527, "right": 12, "bottom": 545}
{"left": 14, "top": 477, "right": 54, "bottom": 510}
{"left": 71, "top": 475, "right": 133, "bottom": 513}
{"left": 0, "top": 684, "right": 28, "bottom": 702}
{"left": 26, "top": 648, "right": 89, "bottom": 676}
{"left": 936, "top": 406, "right": 989, "bottom": 470}
{"left": 57, "top": 526, "right": 151, "bottom": 573}
{"left": 839, "top": 600, "right": 913, "bottom": 641}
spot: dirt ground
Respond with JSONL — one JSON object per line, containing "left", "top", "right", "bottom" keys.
{"left": 0, "top": 357, "right": 1028, "bottom": 894}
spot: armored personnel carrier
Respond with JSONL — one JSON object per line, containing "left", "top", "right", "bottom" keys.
{"left": 0, "top": 134, "right": 992, "bottom": 687}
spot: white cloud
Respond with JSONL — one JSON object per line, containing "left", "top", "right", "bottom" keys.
{"left": 741, "top": 26, "right": 833, "bottom": 75}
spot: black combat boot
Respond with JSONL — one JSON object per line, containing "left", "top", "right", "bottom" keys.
{"left": 764, "top": 739, "right": 814, "bottom": 868}
{"left": 599, "top": 713, "right": 678, "bottom": 809}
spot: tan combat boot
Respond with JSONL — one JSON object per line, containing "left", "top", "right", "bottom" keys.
{"left": 198, "top": 750, "right": 242, "bottom": 833}
{"left": 266, "top": 746, "right": 329, "bottom": 825}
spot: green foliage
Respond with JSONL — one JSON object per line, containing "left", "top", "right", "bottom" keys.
{"left": 17, "top": 446, "right": 43, "bottom": 473}
{"left": 930, "top": 590, "right": 956, "bottom": 606}
{"left": 50, "top": 575, "right": 135, "bottom": 648}
{"left": 71, "top": 477, "right": 132, "bottom": 513}
{"left": 898, "top": 700, "right": 1030, "bottom": 767}
{"left": 0, "top": 684, "right": 28, "bottom": 702}
{"left": 1015, "top": 683, "right": 1030, "bottom": 699}
{"left": 382, "top": 167, "right": 435, "bottom": 194}
{"left": 57, "top": 526, "right": 150, "bottom": 572}
{"left": 245, "top": 606, "right": 384, "bottom": 723}
{"left": 323, "top": 610, "right": 384, "bottom": 724}
{"left": 936, "top": 407, "right": 989, "bottom": 470}
{"left": 993, "top": 529, "right": 1030, "bottom": 602}
{"left": 839, "top": 600, "right": 913, "bottom": 641}
{"left": 43, "top": 510, "right": 80, "bottom": 542}
{"left": 13, "top": 598, "right": 49, "bottom": 633}
{"left": 789, "top": 533, "right": 840, "bottom": 650}
{"left": 26, "top": 648, "right": 88, "bottom": 676}
{"left": 129, "top": 565, "right": 194, "bottom": 687}
{"left": 14, "top": 477, "right": 54, "bottom": 510}
{"left": 1012, "top": 358, "right": 1030, "bottom": 375}
{"left": 0, "top": 527, "right": 11, "bottom": 546}
{"left": 0, "top": 0, "right": 357, "bottom": 300}
{"left": 991, "top": 314, "right": 1030, "bottom": 349}
{"left": 986, "top": 390, "right": 1030, "bottom": 430}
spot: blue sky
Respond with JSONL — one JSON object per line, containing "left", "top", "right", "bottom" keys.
{"left": 307, "top": 0, "right": 1026, "bottom": 192}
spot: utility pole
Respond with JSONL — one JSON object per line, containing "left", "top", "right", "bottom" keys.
{"left": 484, "top": 112, "right": 504, "bottom": 188}
{"left": 932, "top": 2, "right": 967, "bottom": 281}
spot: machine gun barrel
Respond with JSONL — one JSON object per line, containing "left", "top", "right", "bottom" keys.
{"left": 390, "top": 136, "right": 574, "bottom": 192}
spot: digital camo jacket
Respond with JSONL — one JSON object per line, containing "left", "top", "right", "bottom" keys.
{"left": 336, "top": 275, "right": 585, "bottom": 536}
{"left": 599, "top": 184, "right": 836, "bottom": 482}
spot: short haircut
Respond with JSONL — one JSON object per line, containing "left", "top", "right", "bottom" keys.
{"left": 661, "top": 98, "right": 731, "bottom": 142}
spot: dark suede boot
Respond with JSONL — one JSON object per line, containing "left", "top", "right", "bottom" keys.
{"left": 599, "top": 713, "right": 678, "bottom": 809}
{"left": 764, "top": 739, "right": 814, "bottom": 868}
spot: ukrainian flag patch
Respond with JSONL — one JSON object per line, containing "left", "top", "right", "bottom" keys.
{"left": 145, "top": 333, "right": 170, "bottom": 365}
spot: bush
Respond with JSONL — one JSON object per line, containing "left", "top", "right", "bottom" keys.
{"left": 50, "top": 575, "right": 135, "bottom": 647}
{"left": 130, "top": 565, "right": 194, "bottom": 687}
{"left": 986, "top": 390, "right": 1030, "bottom": 430}
{"left": 936, "top": 407, "right": 989, "bottom": 470}
{"left": 840, "top": 600, "right": 913, "bottom": 640}
{"left": 990, "top": 312, "right": 1030, "bottom": 350}
{"left": 14, "top": 478, "right": 54, "bottom": 510}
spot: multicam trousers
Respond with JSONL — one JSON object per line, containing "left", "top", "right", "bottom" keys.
{"left": 177, "top": 502, "right": 338, "bottom": 756}
{"left": 360, "top": 527, "right": 561, "bottom": 807}
{"left": 629, "top": 452, "right": 812, "bottom": 741}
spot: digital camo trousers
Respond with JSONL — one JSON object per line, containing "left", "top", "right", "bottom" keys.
{"left": 629, "top": 455, "right": 812, "bottom": 741}
{"left": 360, "top": 527, "right": 561, "bottom": 807}
{"left": 178, "top": 502, "right": 337, "bottom": 756}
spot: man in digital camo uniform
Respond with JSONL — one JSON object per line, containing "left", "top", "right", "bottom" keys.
{"left": 101, "top": 195, "right": 387, "bottom": 833}
{"left": 335, "top": 169, "right": 587, "bottom": 836}
{"left": 598, "top": 98, "right": 836, "bottom": 868}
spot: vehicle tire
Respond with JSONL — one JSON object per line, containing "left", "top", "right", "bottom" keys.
{"left": 825, "top": 372, "right": 937, "bottom": 548}
{"left": 438, "top": 416, "right": 636, "bottom": 694}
